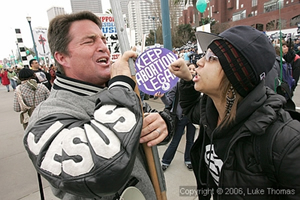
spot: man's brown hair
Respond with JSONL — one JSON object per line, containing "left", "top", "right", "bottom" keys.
{"left": 48, "top": 11, "right": 102, "bottom": 74}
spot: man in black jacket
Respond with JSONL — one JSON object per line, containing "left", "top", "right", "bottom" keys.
{"left": 24, "top": 11, "right": 173, "bottom": 200}
{"left": 29, "top": 58, "right": 52, "bottom": 90}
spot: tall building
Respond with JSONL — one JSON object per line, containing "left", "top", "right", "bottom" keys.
{"left": 126, "top": 0, "right": 153, "bottom": 45}
{"left": 120, "top": 0, "right": 129, "bottom": 17}
{"left": 125, "top": 0, "right": 184, "bottom": 46}
{"left": 47, "top": 7, "right": 66, "bottom": 22}
{"left": 70, "top": 0, "right": 103, "bottom": 14}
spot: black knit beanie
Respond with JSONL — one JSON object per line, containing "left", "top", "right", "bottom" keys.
{"left": 19, "top": 68, "right": 35, "bottom": 81}
{"left": 196, "top": 26, "right": 276, "bottom": 97}
{"left": 209, "top": 40, "right": 257, "bottom": 97}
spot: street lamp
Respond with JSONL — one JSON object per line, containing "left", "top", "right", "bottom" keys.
{"left": 11, "top": 50, "right": 16, "bottom": 66}
{"left": 26, "top": 16, "right": 39, "bottom": 62}
{"left": 15, "top": 41, "right": 21, "bottom": 63}
{"left": 148, "top": 16, "right": 156, "bottom": 45}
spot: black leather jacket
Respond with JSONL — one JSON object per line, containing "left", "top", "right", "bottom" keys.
{"left": 23, "top": 74, "right": 173, "bottom": 199}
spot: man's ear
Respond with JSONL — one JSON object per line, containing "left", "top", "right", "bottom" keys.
{"left": 54, "top": 52, "right": 69, "bottom": 69}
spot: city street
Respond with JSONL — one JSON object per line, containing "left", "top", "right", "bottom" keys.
{"left": 0, "top": 83, "right": 299, "bottom": 200}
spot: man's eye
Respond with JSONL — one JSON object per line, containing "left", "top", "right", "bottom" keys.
{"left": 84, "top": 40, "right": 94, "bottom": 44}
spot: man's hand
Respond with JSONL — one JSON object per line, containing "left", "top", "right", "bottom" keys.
{"left": 140, "top": 113, "right": 168, "bottom": 147}
{"left": 169, "top": 58, "right": 193, "bottom": 81}
{"left": 111, "top": 50, "right": 138, "bottom": 78}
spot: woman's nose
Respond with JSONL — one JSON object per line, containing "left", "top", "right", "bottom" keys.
{"left": 196, "top": 57, "right": 205, "bottom": 68}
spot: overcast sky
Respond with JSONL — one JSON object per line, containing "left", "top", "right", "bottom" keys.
{"left": 0, "top": 0, "right": 111, "bottom": 60}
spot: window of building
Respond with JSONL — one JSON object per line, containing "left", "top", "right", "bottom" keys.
{"left": 277, "top": 19, "right": 287, "bottom": 29}
{"left": 256, "top": 24, "right": 264, "bottom": 31}
{"left": 236, "top": 0, "right": 239, "bottom": 9}
{"left": 248, "top": 11, "right": 254, "bottom": 17}
{"left": 252, "top": 0, "right": 258, "bottom": 7}
{"left": 266, "top": 20, "right": 276, "bottom": 31}
{"left": 264, "top": 0, "right": 283, "bottom": 13}
{"left": 233, "top": 10, "right": 246, "bottom": 21}
{"left": 291, "top": 15, "right": 300, "bottom": 26}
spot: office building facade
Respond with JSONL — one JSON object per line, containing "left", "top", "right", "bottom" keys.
{"left": 70, "top": 0, "right": 103, "bottom": 14}
{"left": 47, "top": 7, "right": 66, "bottom": 22}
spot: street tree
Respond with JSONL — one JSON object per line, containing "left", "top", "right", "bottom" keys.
{"left": 173, "top": 24, "right": 196, "bottom": 47}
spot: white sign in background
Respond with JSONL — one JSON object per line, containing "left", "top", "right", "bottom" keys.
{"left": 33, "top": 28, "right": 52, "bottom": 65}
{"left": 98, "top": 14, "right": 120, "bottom": 62}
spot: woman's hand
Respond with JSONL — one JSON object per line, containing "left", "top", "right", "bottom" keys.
{"left": 169, "top": 58, "right": 193, "bottom": 81}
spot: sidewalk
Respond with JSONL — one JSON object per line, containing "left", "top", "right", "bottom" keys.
{"left": 0, "top": 85, "right": 197, "bottom": 200}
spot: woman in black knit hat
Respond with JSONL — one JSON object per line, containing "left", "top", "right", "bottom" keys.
{"left": 169, "top": 26, "right": 300, "bottom": 199}
{"left": 13, "top": 68, "right": 50, "bottom": 129}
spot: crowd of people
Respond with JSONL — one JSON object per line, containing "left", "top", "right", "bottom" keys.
{"left": 0, "top": 66, "right": 18, "bottom": 92}
{"left": 1, "top": 10, "right": 300, "bottom": 199}
{"left": 2, "top": 60, "right": 58, "bottom": 130}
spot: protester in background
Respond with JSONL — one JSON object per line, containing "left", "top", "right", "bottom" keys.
{"left": 0, "top": 68, "right": 11, "bottom": 92}
{"left": 187, "top": 62, "right": 196, "bottom": 76}
{"left": 189, "top": 48, "right": 201, "bottom": 65}
{"left": 155, "top": 62, "right": 197, "bottom": 171}
{"left": 271, "top": 45, "right": 296, "bottom": 110}
{"left": 183, "top": 49, "right": 191, "bottom": 64}
{"left": 283, "top": 39, "right": 300, "bottom": 91}
{"left": 294, "top": 38, "right": 300, "bottom": 56}
{"left": 169, "top": 26, "right": 300, "bottom": 199}
{"left": 48, "top": 64, "right": 57, "bottom": 85}
{"left": 23, "top": 11, "right": 173, "bottom": 200}
{"left": 13, "top": 68, "right": 50, "bottom": 129}
{"left": 7, "top": 67, "right": 17, "bottom": 91}
{"left": 172, "top": 48, "right": 179, "bottom": 58}
{"left": 179, "top": 48, "right": 185, "bottom": 59}
{"left": 29, "top": 59, "right": 52, "bottom": 90}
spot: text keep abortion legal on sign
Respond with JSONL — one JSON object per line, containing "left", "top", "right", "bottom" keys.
{"left": 135, "top": 48, "right": 179, "bottom": 95}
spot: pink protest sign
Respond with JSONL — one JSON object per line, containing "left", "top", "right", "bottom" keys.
{"left": 135, "top": 48, "right": 179, "bottom": 95}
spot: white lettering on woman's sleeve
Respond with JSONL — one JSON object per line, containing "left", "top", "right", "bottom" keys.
{"left": 85, "top": 120, "right": 121, "bottom": 159}
{"left": 94, "top": 105, "right": 137, "bottom": 132}
{"left": 62, "top": 127, "right": 94, "bottom": 176}
{"left": 27, "top": 121, "right": 63, "bottom": 155}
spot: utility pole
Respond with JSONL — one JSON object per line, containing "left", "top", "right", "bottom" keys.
{"left": 109, "top": 1, "right": 167, "bottom": 199}
{"left": 160, "top": 0, "right": 172, "bottom": 50}
{"left": 148, "top": 16, "right": 156, "bottom": 45}
{"left": 26, "top": 16, "right": 39, "bottom": 62}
